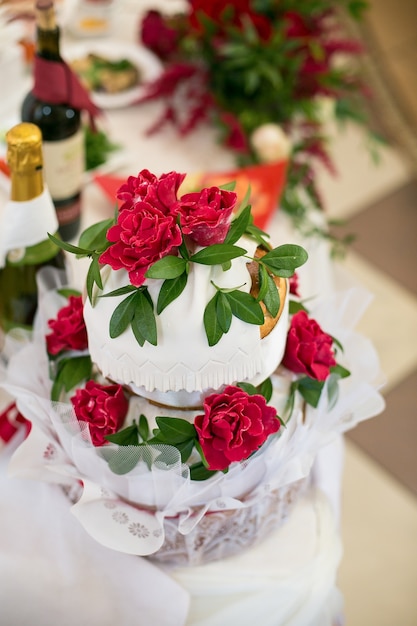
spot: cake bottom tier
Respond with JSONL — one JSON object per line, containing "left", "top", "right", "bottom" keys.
{"left": 148, "top": 478, "right": 309, "bottom": 566}
{"left": 169, "top": 488, "right": 344, "bottom": 626}
{"left": 0, "top": 432, "right": 343, "bottom": 626}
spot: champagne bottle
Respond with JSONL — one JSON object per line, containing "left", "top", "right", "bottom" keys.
{"left": 21, "top": 0, "right": 84, "bottom": 241}
{"left": 0, "top": 123, "right": 66, "bottom": 342}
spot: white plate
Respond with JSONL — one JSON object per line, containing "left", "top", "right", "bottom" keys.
{"left": 62, "top": 40, "right": 163, "bottom": 110}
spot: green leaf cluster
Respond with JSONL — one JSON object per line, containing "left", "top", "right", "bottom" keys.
{"left": 203, "top": 242, "right": 307, "bottom": 346}
{"left": 50, "top": 355, "right": 93, "bottom": 401}
{"left": 50, "top": 196, "right": 308, "bottom": 349}
{"left": 48, "top": 217, "right": 116, "bottom": 304}
{"left": 84, "top": 126, "right": 120, "bottom": 171}
{"left": 164, "top": 0, "right": 375, "bottom": 255}
{"left": 109, "top": 287, "right": 157, "bottom": 346}
{"left": 284, "top": 363, "right": 351, "bottom": 420}
{"left": 105, "top": 413, "right": 217, "bottom": 480}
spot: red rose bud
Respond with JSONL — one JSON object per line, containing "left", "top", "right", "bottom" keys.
{"left": 70, "top": 381, "right": 128, "bottom": 447}
{"left": 99, "top": 200, "right": 182, "bottom": 287}
{"left": 194, "top": 385, "right": 279, "bottom": 471}
{"left": 282, "top": 310, "right": 336, "bottom": 381}
{"left": 179, "top": 186, "right": 237, "bottom": 246}
{"left": 289, "top": 273, "right": 300, "bottom": 297}
{"left": 46, "top": 295, "right": 88, "bottom": 356}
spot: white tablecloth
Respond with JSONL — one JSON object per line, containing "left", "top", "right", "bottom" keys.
{"left": 0, "top": 3, "right": 378, "bottom": 622}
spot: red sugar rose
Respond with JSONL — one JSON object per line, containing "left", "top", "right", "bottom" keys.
{"left": 194, "top": 385, "right": 279, "bottom": 471}
{"left": 282, "top": 310, "right": 336, "bottom": 381}
{"left": 70, "top": 380, "right": 128, "bottom": 447}
{"left": 99, "top": 200, "right": 182, "bottom": 287}
{"left": 117, "top": 169, "right": 186, "bottom": 214}
{"left": 179, "top": 186, "right": 237, "bottom": 246}
{"left": 46, "top": 295, "right": 88, "bottom": 356}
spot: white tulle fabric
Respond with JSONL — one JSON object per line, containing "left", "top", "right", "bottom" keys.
{"left": 2, "top": 268, "right": 385, "bottom": 564}
{"left": 170, "top": 489, "right": 344, "bottom": 626}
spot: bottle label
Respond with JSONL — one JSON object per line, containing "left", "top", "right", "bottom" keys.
{"left": 0, "top": 189, "right": 59, "bottom": 269}
{"left": 43, "top": 130, "right": 84, "bottom": 200}
{"left": 57, "top": 197, "right": 82, "bottom": 226}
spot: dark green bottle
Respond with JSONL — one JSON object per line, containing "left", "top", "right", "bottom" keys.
{"left": 21, "top": 0, "right": 84, "bottom": 241}
{"left": 0, "top": 123, "right": 66, "bottom": 344}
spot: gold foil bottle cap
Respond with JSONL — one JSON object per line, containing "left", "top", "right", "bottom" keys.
{"left": 35, "top": 0, "right": 56, "bottom": 30}
{"left": 6, "top": 123, "right": 43, "bottom": 175}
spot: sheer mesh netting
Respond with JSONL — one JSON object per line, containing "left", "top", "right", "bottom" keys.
{"left": 149, "top": 478, "right": 309, "bottom": 565}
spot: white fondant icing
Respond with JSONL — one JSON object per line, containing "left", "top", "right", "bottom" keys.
{"left": 84, "top": 236, "right": 289, "bottom": 405}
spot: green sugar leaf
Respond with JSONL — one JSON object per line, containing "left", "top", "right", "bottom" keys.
{"left": 263, "top": 273, "right": 280, "bottom": 317}
{"left": 100, "top": 285, "right": 137, "bottom": 298}
{"left": 175, "top": 439, "right": 196, "bottom": 463}
{"left": 48, "top": 233, "right": 92, "bottom": 257}
{"left": 331, "top": 363, "right": 351, "bottom": 379}
{"left": 86, "top": 255, "right": 103, "bottom": 305}
{"left": 179, "top": 240, "right": 190, "bottom": 261}
{"left": 262, "top": 244, "right": 308, "bottom": 274}
{"left": 289, "top": 300, "right": 308, "bottom": 315}
{"left": 244, "top": 223, "right": 271, "bottom": 249}
{"left": 154, "top": 416, "right": 196, "bottom": 444}
{"left": 109, "top": 291, "right": 138, "bottom": 338}
{"left": 326, "top": 373, "right": 340, "bottom": 411}
{"left": 190, "top": 462, "right": 217, "bottom": 481}
{"left": 130, "top": 317, "right": 146, "bottom": 346}
{"left": 106, "top": 447, "right": 143, "bottom": 475}
{"left": 259, "top": 377, "right": 273, "bottom": 402}
{"left": 51, "top": 355, "right": 92, "bottom": 400}
{"left": 190, "top": 244, "right": 247, "bottom": 265}
{"left": 57, "top": 288, "right": 81, "bottom": 298}
{"left": 236, "top": 381, "right": 258, "bottom": 395}
{"left": 145, "top": 255, "right": 187, "bottom": 279}
{"left": 138, "top": 415, "right": 150, "bottom": 442}
{"left": 216, "top": 291, "right": 232, "bottom": 333}
{"left": 224, "top": 204, "right": 251, "bottom": 245}
{"left": 225, "top": 290, "right": 264, "bottom": 325}
{"left": 256, "top": 264, "right": 269, "bottom": 303}
{"left": 78, "top": 218, "right": 114, "bottom": 252}
{"left": 204, "top": 293, "right": 224, "bottom": 346}
{"left": 132, "top": 291, "right": 157, "bottom": 346}
{"left": 156, "top": 273, "right": 188, "bottom": 315}
{"left": 219, "top": 181, "right": 236, "bottom": 191}
{"left": 297, "top": 376, "right": 325, "bottom": 408}
{"left": 50, "top": 377, "right": 64, "bottom": 403}
{"left": 105, "top": 422, "right": 140, "bottom": 446}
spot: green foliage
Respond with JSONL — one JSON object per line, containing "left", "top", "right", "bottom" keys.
{"left": 84, "top": 126, "right": 120, "bottom": 171}
{"left": 50, "top": 355, "right": 92, "bottom": 401}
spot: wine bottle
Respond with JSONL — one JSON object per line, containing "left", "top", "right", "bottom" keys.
{"left": 21, "top": 0, "right": 85, "bottom": 241}
{"left": 0, "top": 123, "right": 66, "bottom": 343}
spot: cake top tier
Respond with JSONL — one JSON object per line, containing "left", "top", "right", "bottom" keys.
{"left": 52, "top": 168, "right": 307, "bottom": 406}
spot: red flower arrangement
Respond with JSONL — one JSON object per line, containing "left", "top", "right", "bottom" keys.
{"left": 99, "top": 170, "right": 238, "bottom": 286}
{"left": 138, "top": 0, "right": 375, "bottom": 251}
{"left": 46, "top": 168, "right": 349, "bottom": 479}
